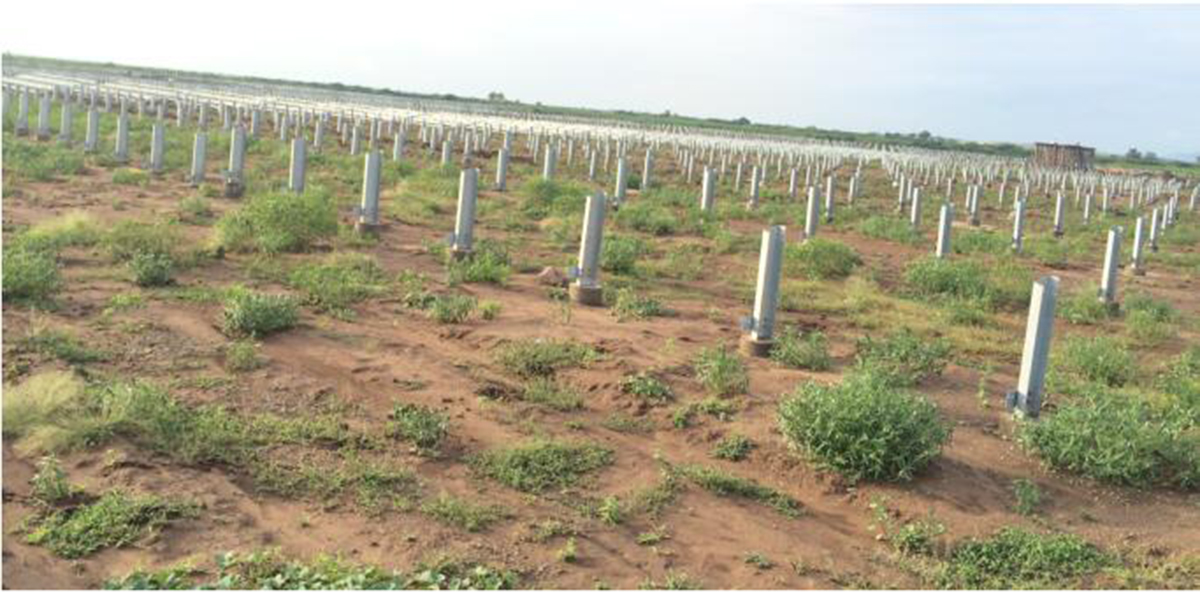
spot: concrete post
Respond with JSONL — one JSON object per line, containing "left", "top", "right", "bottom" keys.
{"left": 1099, "top": 226, "right": 1121, "bottom": 308}
{"left": 824, "top": 175, "right": 836, "bottom": 223}
{"left": 735, "top": 161, "right": 743, "bottom": 191}
{"left": 225, "top": 125, "right": 246, "bottom": 197}
{"left": 588, "top": 149, "right": 598, "bottom": 181}
{"left": 614, "top": 157, "right": 628, "bottom": 204}
{"left": 936, "top": 203, "right": 953, "bottom": 259}
{"left": 1148, "top": 207, "right": 1160, "bottom": 252}
{"left": 700, "top": 166, "right": 716, "bottom": 214}
{"left": 788, "top": 168, "right": 798, "bottom": 200}
{"left": 1007, "top": 276, "right": 1059, "bottom": 418}
{"left": 804, "top": 185, "right": 821, "bottom": 240}
{"left": 543, "top": 144, "right": 557, "bottom": 181}
{"left": 14, "top": 90, "right": 30, "bottom": 136}
{"left": 741, "top": 225, "right": 786, "bottom": 357}
{"left": 114, "top": 113, "right": 130, "bottom": 163}
{"left": 1053, "top": 191, "right": 1065, "bottom": 237}
{"left": 1082, "top": 191, "right": 1092, "bottom": 225}
{"left": 392, "top": 129, "right": 405, "bottom": 162}
{"left": 58, "top": 101, "right": 74, "bottom": 144}
{"left": 84, "top": 108, "right": 100, "bottom": 153}
{"left": 440, "top": 139, "right": 452, "bottom": 167}
{"left": 495, "top": 148, "right": 510, "bottom": 192}
{"left": 909, "top": 187, "right": 923, "bottom": 229}
{"left": 571, "top": 191, "right": 607, "bottom": 305}
{"left": 149, "top": 123, "right": 165, "bottom": 172}
{"left": 358, "top": 150, "right": 383, "bottom": 233}
{"left": 188, "top": 132, "right": 207, "bottom": 187}
{"left": 451, "top": 168, "right": 479, "bottom": 256}
{"left": 642, "top": 149, "right": 653, "bottom": 190}
{"left": 37, "top": 93, "right": 52, "bottom": 140}
{"left": 289, "top": 137, "right": 307, "bottom": 194}
{"left": 1131, "top": 215, "right": 1146, "bottom": 276}
{"left": 748, "top": 166, "right": 760, "bottom": 209}
{"left": 1012, "top": 199, "right": 1026, "bottom": 253}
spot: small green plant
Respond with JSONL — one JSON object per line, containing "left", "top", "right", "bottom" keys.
{"left": 694, "top": 346, "right": 749, "bottom": 396}
{"left": 601, "top": 234, "right": 646, "bottom": 275}
{"left": 620, "top": 372, "right": 673, "bottom": 406}
{"left": 128, "top": 251, "right": 175, "bottom": 286}
{"left": 224, "top": 340, "right": 263, "bottom": 372}
{"left": 103, "top": 220, "right": 179, "bottom": 263}
{"left": 21, "top": 327, "right": 107, "bottom": 365}
{"left": 179, "top": 195, "right": 214, "bottom": 223}
{"left": 672, "top": 463, "right": 802, "bottom": 518}
{"left": 744, "top": 553, "right": 774, "bottom": 570}
{"left": 770, "top": 327, "right": 832, "bottom": 371}
{"left": 1012, "top": 478, "right": 1042, "bottom": 516}
{"left": 479, "top": 300, "right": 502, "bottom": 320}
{"left": 712, "top": 434, "right": 754, "bottom": 461}
{"left": 598, "top": 495, "right": 623, "bottom": 525}
{"left": 558, "top": 537, "right": 578, "bottom": 563}
{"left": 447, "top": 239, "right": 512, "bottom": 285}
{"left": 471, "top": 439, "right": 614, "bottom": 493}
{"left": 639, "top": 570, "right": 701, "bottom": 590}
{"left": 30, "top": 456, "right": 77, "bottom": 505}
{"left": 495, "top": 339, "right": 599, "bottom": 378}
{"left": 939, "top": 527, "right": 1109, "bottom": 589}
{"left": 858, "top": 215, "right": 922, "bottom": 245}
{"left": 1124, "top": 291, "right": 1179, "bottom": 343}
{"left": 521, "top": 378, "right": 583, "bottom": 411}
{"left": 421, "top": 493, "right": 507, "bottom": 532}
{"left": 221, "top": 289, "right": 299, "bottom": 337}
{"left": 428, "top": 294, "right": 477, "bottom": 324}
{"left": 25, "top": 490, "right": 198, "bottom": 558}
{"left": 112, "top": 168, "right": 150, "bottom": 186}
{"left": 288, "top": 253, "right": 388, "bottom": 315}
{"left": 611, "top": 288, "right": 665, "bottom": 321}
{"left": 778, "top": 372, "right": 951, "bottom": 482}
{"left": 389, "top": 403, "right": 449, "bottom": 455}
{"left": 217, "top": 189, "right": 338, "bottom": 253}
{"left": 2, "top": 242, "right": 61, "bottom": 303}
{"left": 1054, "top": 336, "right": 1136, "bottom": 388}
{"left": 1058, "top": 287, "right": 1113, "bottom": 325}
{"left": 854, "top": 329, "right": 950, "bottom": 387}
{"left": 785, "top": 238, "right": 861, "bottom": 280}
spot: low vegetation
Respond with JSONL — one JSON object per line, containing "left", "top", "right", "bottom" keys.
{"left": 471, "top": 439, "right": 613, "bottom": 493}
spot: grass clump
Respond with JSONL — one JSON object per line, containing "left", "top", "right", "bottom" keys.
{"left": 778, "top": 372, "right": 951, "bottom": 482}
{"left": 672, "top": 463, "right": 802, "bottom": 518}
{"left": 421, "top": 494, "right": 508, "bottom": 532}
{"left": 1054, "top": 336, "right": 1136, "bottom": 389}
{"left": 904, "top": 256, "right": 1030, "bottom": 310}
{"left": 18, "top": 212, "right": 102, "bottom": 252}
{"left": 620, "top": 372, "right": 673, "bottom": 406}
{"left": 611, "top": 288, "right": 665, "bottom": 321}
{"left": 30, "top": 456, "right": 79, "bottom": 505}
{"left": 21, "top": 327, "right": 107, "bottom": 365}
{"left": 785, "top": 238, "right": 861, "bottom": 280}
{"left": 711, "top": 434, "right": 755, "bottom": 461}
{"left": 447, "top": 239, "right": 512, "bottom": 285}
{"left": 1058, "top": 287, "right": 1113, "bottom": 325}
{"left": 854, "top": 329, "right": 950, "bottom": 387}
{"left": 1012, "top": 478, "right": 1042, "bottom": 516}
{"left": 770, "top": 327, "right": 832, "bottom": 371}
{"left": 495, "top": 339, "right": 599, "bottom": 378}
{"left": 939, "top": 528, "right": 1110, "bottom": 589}
{"left": 103, "top": 220, "right": 179, "bottom": 263}
{"left": 111, "top": 168, "right": 150, "bottom": 186}
{"left": 521, "top": 378, "right": 583, "bottom": 411}
{"left": 288, "top": 253, "right": 388, "bottom": 316}
{"left": 128, "top": 251, "right": 175, "bottom": 286}
{"left": 694, "top": 346, "right": 749, "bottom": 396}
{"left": 224, "top": 340, "right": 263, "bottom": 372}
{"left": 2, "top": 241, "right": 62, "bottom": 303}
{"left": 858, "top": 215, "right": 922, "bottom": 245}
{"left": 221, "top": 289, "right": 299, "bottom": 337}
{"left": 2, "top": 371, "right": 91, "bottom": 455}
{"left": 389, "top": 403, "right": 449, "bottom": 455}
{"left": 1123, "top": 291, "right": 1179, "bottom": 343}
{"left": 1021, "top": 393, "right": 1199, "bottom": 489}
{"left": 4, "top": 140, "right": 85, "bottom": 182}
{"left": 601, "top": 234, "right": 646, "bottom": 275}
{"left": 217, "top": 189, "right": 338, "bottom": 253}
{"left": 428, "top": 294, "right": 477, "bottom": 324}
{"left": 471, "top": 439, "right": 613, "bottom": 493}
{"left": 25, "top": 490, "right": 198, "bottom": 558}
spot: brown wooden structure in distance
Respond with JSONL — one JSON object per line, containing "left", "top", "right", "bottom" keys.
{"left": 1033, "top": 142, "right": 1095, "bottom": 170}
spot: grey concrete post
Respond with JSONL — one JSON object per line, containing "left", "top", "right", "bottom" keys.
{"left": 58, "top": 101, "right": 74, "bottom": 144}
{"left": 642, "top": 149, "right": 653, "bottom": 190}
{"left": 588, "top": 149, "right": 598, "bottom": 181}
{"left": 804, "top": 185, "right": 821, "bottom": 240}
{"left": 741, "top": 225, "right": 786, "bottom": 356}
{"left": 614, "top": 157, "right": 628, "bottom": 203}
{"left": 1148, "top": 207, "right": 1160, "bottom": 252}
{"left": 824, "top": 176, "right": 836, "bottom": 222}
{"left": 225, "top": 125, "right": 246, "bottom": 197}
{"left": 748, "top": 166, "right": 760, "bottom": 208}
{"left": 14, "top": 90, "right": 30, "bottom": 135}
{"left": 358, "top": 150, "right": 383, "bottom": 232}
{"left": 189, "top": 132, "right": 207, "bottom": 186}
{"left": 250, "top": 110, "right": 261, "bottom": 137}
{"left": 735, "top": 161, "right": 743, "bottom": 191}
{"left": 114, "top": 113, "right": 130, "bottom": 163}
{"left": 351, "top": 126, "right": 363, "bottom": 156}
{"left": 440, "top": 139, "right": 452, "bottom": 166}
{"left": 1012, "top": 199, "right": 1026, "bottom": 253}
{"left": 936, "top": 203, "right": 953, "bottom": 259}
{"left": 543, "top": 144, "right": 557, "bottom": 180}
{"left": 1131, "top": 215, "right": 1146, "bottom": 275}
{"left": 1053, "top": 191, "right": 1065, "bottom": 237}
{"left": 1082, "top": 191, "right": 1092, "bottom": 224}
{"left": 488, "top": 147, "right": 507, "bottom": 192}
{"left": 84, "top": 108, "right": 100, "bottom": 152}
{"left": 1099, "top": 226, "right": 1121, "bottom": 307}
{"left": 1008, "top": 276, "right": 1059, "bottom": 418}
{"left": 700, "top": 166, "right": 716, "bottom": 214}
{"left": 788, "top": 168, "right": 799, "bottom": 200}
{"left": 289, "top": 137, "right": 307, "bottom": 194}
{"left": 392, "top": 129, "right": 404, "bottom": 161}
{"left": 37, "top": 93, "right": 52, "bottom": 140}
{"left": 571, "top": 191, "right": 607, "bottom": 305}
{"left": 149, "top": 123, "right": 165, "bottom": 172}
{"left": 909, "top": 187, "right": 923, "bottom": 228}
{"left": 452, "top": 168, "right": 479, "bottom": 255}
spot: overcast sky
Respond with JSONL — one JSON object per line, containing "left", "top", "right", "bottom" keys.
{"left": 3, "top": 1, "right": 1197, "bottom": 158}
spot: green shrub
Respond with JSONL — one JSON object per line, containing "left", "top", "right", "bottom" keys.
{"left": 389, "top": 403, "right": 449, "bottom": 455}
{"left": 217, "top": 189, "right": 338, "bottom": 253}
{"left": 521, "top": 378, "right": 583, "bottom": 411}
{"left": 778, "top": 372, "right": 951, "bottom": 482}
{"left": 854, "top": 329, "right": 950, "bottom": 387}
{"left": 447, "top": 239, "right": 512, "bottom": 285}
{"left": 128, "top": 251, "right": 175, "bottom": 286}
{"left": 104, "top": 221, "right": 178, "bottom": 262}
{"left": 2, "top": 243, "right": 61, "bottom": 303}
{"left": 221, "top": 289, "right": 299, "bottom": 337}
{"left": 4, "top": 140, "right": 85, "bottom": 182}
{"left": 1058, "top": 287, "right": 1112, "bottom": 325}
{"left": 19, "top": 212, "right": 102, "bottom": 252}
{"left": 30, "top": 456, "right": 78, "bottom": 505}
{"left": 694, "top": 346, "right": 749, "bottom": 396}
{"left": 613, "top": 201, "right": 687, "bottom": 235}
{"left": 479, "top": 301, "right": 502, "bottom": 320}
{"left": 288, "top": 253, "right": 387, "bottom": 315}
{"left": 421, "top": 494, "right": 507, "bottom": 532}
{"left": 1012, "top": 478, "right": 1042, "bottom": 516}
{"left": 25, "top": 491, "right": 198, "bottom": 558}
{"left": 904, "top": 256, "right": 1030, "bottom": 310}
{"left": 1021, "top": 393, "right": 1198, "bottom": 489}
{"left": 518, "top": 178, "right": 588, "bottom": 220}
{"left": 953, "top": 230, "right": 1011, "bottom": 255}
{"left": 770, "top": 327, "right": 832, "bottom": 371}
{"left": 22, "top": 328, "right": 108, "bottom": 365}
{"left": 224, "top": 340, "right": 263, "bottom": 372}
{"left": 620, "top": 372, "right": 673, "bottom": 406}
{"left": 939, "top": 528, "right": 1109, "bottom": 589}
{"left": 611, "top": 288, "right": 665, "bottom": 321}
{"left": 472, "top": 439, "right": 613, "bottom": 493}
{"left": 112, "top": 168, "right": 150, "bottom": 186}
{"left": 428, "top": 294, "right": 477, "bottom": 324}
{"left": 1054, "top": 336, "right": 1135, "bottom": 388}
{"left": 858, "top": 215, "right": 922, "bottom": 245}
{"left": 784, "top": 239, "right": 861, "bottom": 280}
{"left": 712, "top": 434, "right": 755, "bottom": 461}
{"left": 1124, "top": 291, "right": 1179, "bottom": 343}
{"left": 495, "top": 339, "right": 599, "bottom": 378}
{"left": 672, "top": 463, "right": 802, "bottom": 518}
{"left": 601, "top": 234, "right": 645, "bottom": 275}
